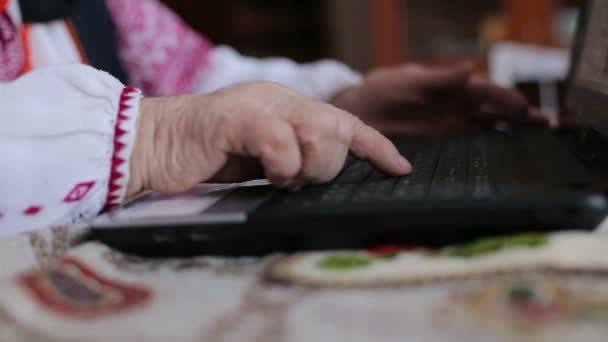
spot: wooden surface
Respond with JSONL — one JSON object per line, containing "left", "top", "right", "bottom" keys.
{"left": 370, "top": 0, "right": 406, "bottom": 66}
{"left": 504, "top": 0, "right": 556, "bottom": 46}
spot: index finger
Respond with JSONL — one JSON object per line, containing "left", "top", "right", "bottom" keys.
{"left": 349, "top": 118, "right": 412, "bottom": 176}
{"left": 413, "top": 62, "right": 473, "bottom": 92}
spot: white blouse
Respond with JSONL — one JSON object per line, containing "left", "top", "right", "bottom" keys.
{"left": 0, "top": 0, "right": 362, "bottom": 237}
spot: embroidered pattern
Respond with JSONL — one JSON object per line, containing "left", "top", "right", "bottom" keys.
{"left": 368, "top": 245, "right": 417, "bottom": 258}
{"left": 64, "top": 181, "right": 97, "bottom": 203}
{"left": 106, "top": 0, "right": 213, "bottom": 96}
{"left": 266, "top": 233, "right": 563, "bottom": 287}
{"left": 445, "top": 234, "right": 548, "bottom": 258}
{"left": 435, "top": 274, "right": 608, "bottom": 336}
{"left": 104, "top": 87, "right": 139, "bottom": 210}
{"left": 103, "top": 86, "right": 139, "bottom": 211}
{"left": 0, "top": 10, "right": 25, "bottom": 81}
{"left": 19, "top": 257, "right": 152, "bottom": 318}
{"left": 315, "top": 235, "right": 549, "bottom": 272}
{"left": 23, "top": 206, "right": 42, "bottom": 216}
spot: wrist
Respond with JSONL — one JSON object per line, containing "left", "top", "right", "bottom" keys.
{"left": 127, "top": 97, "right": 159, "bottom": 198}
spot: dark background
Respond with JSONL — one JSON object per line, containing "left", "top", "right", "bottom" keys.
{"left": 161, "top": 0, "right": 584, "bottom": 71}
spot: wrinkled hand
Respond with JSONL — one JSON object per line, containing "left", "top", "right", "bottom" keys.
{"left": 331, "top": 63, "right": 557, "bottom": 135}
{"left": 127, "top": 82, "right": 411, "bottom": 196}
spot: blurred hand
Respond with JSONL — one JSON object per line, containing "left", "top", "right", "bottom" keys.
{"left": 127, "top": 81, "right": 411, "bottom": 196}
{"left": 331, "top": 63, "right": 557, "bottom": 135}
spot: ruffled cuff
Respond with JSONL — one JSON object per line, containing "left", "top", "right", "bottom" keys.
{"left": 0, "top": 65, "right": 141, "bottom": 236}
{"left": 103, "top": 86, "right": 141, "bottom": 211}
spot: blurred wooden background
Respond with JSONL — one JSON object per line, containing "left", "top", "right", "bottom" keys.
{"left": 161, "top": 0, "right": 584, "bottom": 71}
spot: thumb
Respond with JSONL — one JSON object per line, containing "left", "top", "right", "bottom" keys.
{"left": 416, "top": 62, "right": 474, "bottom": 91}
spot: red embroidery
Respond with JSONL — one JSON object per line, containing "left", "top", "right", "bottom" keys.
{"left": 19, "top": 257, "right": 152, "bottom": 319}
{"left": 64, "top": 181, "right": 96, "bottom": 203}
{"left": 107, "top": 0, "right": 212, "bottom": 96}
{"left": 368, "top": 245, "right": 417, "bottom": 257}
{"left": 0, "top": 10, "right": 26, "bottom": 81}
{"left": 23, "top": 206, "right": 42, "bottom": 216}
{"left": 103, "top": 87, "right": 136, "bottom": 211}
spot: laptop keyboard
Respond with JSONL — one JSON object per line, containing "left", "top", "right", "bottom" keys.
{"left": 269, "top": 135, "right": 500, "bottom": 210}
{"left": 265, "top": 131, "right": 591, "bottom": 211}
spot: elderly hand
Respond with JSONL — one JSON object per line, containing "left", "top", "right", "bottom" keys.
{"left": 331, "top": 63, "right": 557, "bottom": 135}
{"left": 127, "top": 81, "right": 411, "bottom": 196}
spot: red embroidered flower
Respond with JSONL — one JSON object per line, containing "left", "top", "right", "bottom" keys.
{"left": 368, "top": 245, "right": 416, "bottom": 257}
{"left": 19, "top": 257, "right": 152, "bottom": 318}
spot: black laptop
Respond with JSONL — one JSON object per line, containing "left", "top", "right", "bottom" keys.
{"left": 90, "top": 0, "right": 608, "bottom": 256}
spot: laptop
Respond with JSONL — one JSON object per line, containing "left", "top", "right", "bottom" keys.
{"left": 90, "top": 0, "right": 608, "bottom": 256}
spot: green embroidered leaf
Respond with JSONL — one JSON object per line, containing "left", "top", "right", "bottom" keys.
{"left": 318, "top": 255, "right": 373, "bottom": 271}
{"left": 447, "top": 234, "right": 548, "bottom": 258}
{"left": 508, "top": 285, "right": 536, "bottom": 303}
{"left": 377, "top": 253, "right": 400, "bottom": 260}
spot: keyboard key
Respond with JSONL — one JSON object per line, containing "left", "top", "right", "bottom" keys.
{"left": 268, "top": 134, "right": 510, "bottom": 210}
{"left": 352, "top": 179, "right": 396, "bottom": 202}
{"left": 276, "top": 187, "right": 326, "bottom": 208}
{"left": 393, "top": 184, "right": 426, "bottom": 199}
{"left": 430, "top": 137, "right": 467, "bottom": 198}
{"left": 319, "top": 184, "right": 356, "bottom": 203}
{"left": 334, "top": 160, "right": 373, "bottom": 184}
{"left": 469, "top": 135, "right": 496, "bottom": 198}
{"left": 489, "top": 135, "right": 525, "bottom": 195}
{"left": 393, "top": 138, "right": 440, "bottom": 199}
{"left": 368, "top": 170, "right": 390, "bottom": 181}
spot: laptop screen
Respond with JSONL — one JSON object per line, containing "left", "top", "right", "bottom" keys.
{"left": 568, "top": 0, "right": 608, "bottom": 136}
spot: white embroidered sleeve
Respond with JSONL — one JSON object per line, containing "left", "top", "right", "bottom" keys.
{"left": 195, "top": 46, "right": 363, "bottom": 102}
{"left": 0, "top": 65, "right": 141, "bottom": 237}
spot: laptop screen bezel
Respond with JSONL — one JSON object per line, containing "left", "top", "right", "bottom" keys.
{"left": 566, "top": 0, "right": 608, "bottom": 137}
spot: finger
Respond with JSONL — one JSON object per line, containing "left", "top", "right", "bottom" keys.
{"left": 476, "top": 103, "right": 555, "bottom": 128}
{"left": 208, "top": 156, "right": 264, "bottom": 183}
{"left": 559, "top": 114, "right": 582, "bottom": 128}
{"left": 529, "top": 108, "right": 558, "bottom": 128}
{"left": 226, "top": 115, "right": 302, "bottom": 187}
{"left": 349, "top": 118, "right": 412, "bottom": 175}
{"left": 368, "top": 116, "right": 470, "bottom": 136}
{"left": 291, "top": 110, "right": 353, "bottom": 184}
{"left": 467, "top": 77, "right": 530, "bottom": 118}
{"left": 412, "top": 62, "right": 474, "bottom": 92}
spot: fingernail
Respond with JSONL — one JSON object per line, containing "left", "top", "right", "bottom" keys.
{"left": 397, "top": 155, "right": 412, "bottom": 172}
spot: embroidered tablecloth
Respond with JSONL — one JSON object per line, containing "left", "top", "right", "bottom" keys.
{"left": 2, "top": 224, "right": 608, "bottom": 342}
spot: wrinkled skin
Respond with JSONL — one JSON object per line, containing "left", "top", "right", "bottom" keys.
{"left": 331, "top": 63, "right": 556, "bottom": 135}
{"left": 127, "top": 63, "right": 553, "bottom": 197}
{"left": 128, "top": 81, "right": 411, "bottom": 197}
